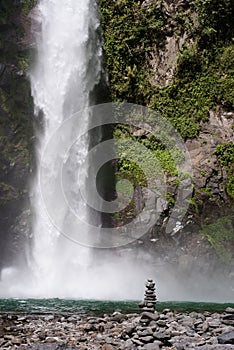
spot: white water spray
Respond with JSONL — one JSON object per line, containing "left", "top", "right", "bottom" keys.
{"left": 28, "top": 0, "right": 104, "bottom": 296}
{"left": 0, "top": 0, "right": 155, "bottom": 300}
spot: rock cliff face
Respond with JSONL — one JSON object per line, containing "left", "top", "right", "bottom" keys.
{"left": 187, "top": 110, "right": 233, "bottom": 202}
{"left": 99, "top": 0, "right": 234, "bottom": 271}
{"left": 0, "top": 0, "right": 34, "bottom": 271}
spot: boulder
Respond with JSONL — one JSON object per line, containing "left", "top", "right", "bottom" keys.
{"left": 218, "top": 331, "right": 234, "bottom": 344}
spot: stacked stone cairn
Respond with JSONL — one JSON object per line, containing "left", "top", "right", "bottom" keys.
{"left": 139, "top": 278, "right": 157, "bottom": 313}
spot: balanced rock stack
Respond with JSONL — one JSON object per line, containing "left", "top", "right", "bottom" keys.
{"left": 139, "top": 278, "right": 157, "bottom": 313}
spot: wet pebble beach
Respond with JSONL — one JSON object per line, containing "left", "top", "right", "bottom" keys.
{"left": 0, "top": 307, "right": 234, "bottom": 350}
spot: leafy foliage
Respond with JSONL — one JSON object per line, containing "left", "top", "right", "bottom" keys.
{"left": 99, "top": 0, "right": 234, "bottom": 204}
{"left": 214, "top": 143, "right": 234, "bottom": 198}
{"left": 99, "top": 0, "right": 167, "bottom": 104}
{"left": 195, "top": 0, "right": 234, "bottom": 47}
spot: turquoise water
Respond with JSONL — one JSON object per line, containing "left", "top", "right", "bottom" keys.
{"left": 0, "top": 299, "right": 234, "bottom": 314}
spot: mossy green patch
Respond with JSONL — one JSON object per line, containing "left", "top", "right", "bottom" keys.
{"left": 99, "top": 0, "right": 167, "bottom": 104}
{"left": 214, "top": 142, "right": 234, "bottom": 198}
{"left": 100, "top": 0, "right": 234, "bottom": 204}
{"left": 100, "top": 1, "right": 234, "bottom": 139}
{"left": 200, "top": 216, "right": 234, "bottom": 263}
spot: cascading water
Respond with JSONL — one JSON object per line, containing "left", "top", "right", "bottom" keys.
{"left": 28, "top": 0, "right": 103, "bottom": 297}
{"left": 0, "top": 0, "right": 105, "bottom": 298}
{"left": 0, "top": 0, "right": 154, "bottom": 300}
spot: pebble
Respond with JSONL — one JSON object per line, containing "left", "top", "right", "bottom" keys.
{"left": 0, "top": 308, "right": 233, "bottom": 349}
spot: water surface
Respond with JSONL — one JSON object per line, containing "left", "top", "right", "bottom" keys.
{"left": 0, "top": 299, "right": 233, "bottom": 314}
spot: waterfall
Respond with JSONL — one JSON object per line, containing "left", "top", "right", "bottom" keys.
{"left": 28, "top": 0, "right": 103, "bottom": 297}
{"left": 0, "top": 0, "right": 155, "bottom": 300}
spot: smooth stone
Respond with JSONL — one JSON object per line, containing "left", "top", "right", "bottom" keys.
{"left": 162, "top": 309, "right": 171, "bottom": 314}
{"left": 222, "top": 314, "right": 234, "bottom": 320}
{"left": 209, "top": 320, "right": 221, "bottom": 328}
{"left": 140, "top": 335, "right": 154, "bottom": 343}
{"left": 45, "top": 336, "right": 60, "bottom": 343}
{"left": 218, "top": 331, "right": 234, "bottom": 344}
{"left": 156, "top": 320, "right": 167, "bottom": 326}
{"left": 137, "top": 328, "right": 153, "bottom": 337}
{"left": 4, "top": 335, "right": 14, "bottom": 340}
{"left": 102, "top": 345, "right": 115, "bottom": 350}
{"left": 44, "top": 315, "right": 54, "bottom": 321}
{"left": 141, "top": 311, "right": 159, "bottom": 321}
{"left": 202, "top": 321, "right": 209, "bottom": 332}
{"left": 132, "top": 338, "right": 143, "bottom": 345}
{"left": 11, "top": 337, "right": 21, "bottom": 345}
{"left": 153, "top": 331, "right": 171, "bottom": 341}
{"left": 139, "top": 341, "right": 161, "bottom": 350}
{"left": 111, "top": 313, "right": 127, "bottom": 323}
{"left": 124, "top": 339, "right": 134, "bottom": 348}
{"left": 222, "top": 320, "right": 234, "bottom": 326}
{"left": 196, "top": 346, "right": 234, "bottom": 349}
{"left": 225, "top": 308, "right": 234, "bottom": 314}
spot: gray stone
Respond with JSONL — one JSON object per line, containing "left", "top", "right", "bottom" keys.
{"left": 124, "top": 339, "right": 134, "bottom": 349}
{"left": 137, "top": 328, "right": 153, "bottom": 337}
{"left": 225, "top": 308, "right": 234, "bottom": 314}
{"left": 132, "top": 337, "right": 143, "bottom": 345}
{"left": 102, "top": 345, "right": 115, "bottom": 350}
{"left": 156, "top": 319, "right": 167, "bottom": 326}
{"left": 218, "top": 331, "right": 234, "bottom": 344}
{"left": 141, "top": 312, "right": 159, "bottom": 321}
{"left": 195, "top": 346, "right": 234, "bottom": 350}
{"left": 139, "top": 341, "right": 161, "bottom": 350}
{"left": 140, "top": 335, "right": 154, "bottom": 343}
{"left": 153, "top": 331, "right": 170, "bottom": 341}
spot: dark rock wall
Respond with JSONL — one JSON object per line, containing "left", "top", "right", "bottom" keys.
{"left": 0, "top": 0, "right": 34, "bottom": 271}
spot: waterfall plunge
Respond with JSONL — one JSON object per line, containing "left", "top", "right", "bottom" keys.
{"left": 0, "top": 0, "right": 154, "bottom": 300}
{"left": 28, "top": 0, "right": 103, "bottom": 297}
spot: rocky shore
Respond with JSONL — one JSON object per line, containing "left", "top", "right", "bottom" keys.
{"left": 0, "top": 307, "right": 234, "bottom": 350}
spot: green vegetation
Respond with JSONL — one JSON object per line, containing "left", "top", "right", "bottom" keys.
{"left": 150, "top": 44, "right": 234, "bottom": 138}
{"left": 99, "top": 0, "right": 234, "bottom": 207}
{"left": 200, "top": 216, "right": 234, "bottom": 263}
{"left": 100, "top": 0, "right": 234, "bottom": 139}
{"left": 21, "top": 0, "right": 37, "bottom": 14}
{"left": 195, "top": 0, "right": 234, "bottom": 46}
{"left": 113, "top": 124, "right": 184, "bottom": 197}
{"left": 100, "top": 0, "right": 167, "bottom": 104}
{"left": 0, "top": 182, "right": 19, "bottom": 203}
{"left": 214, "top": 143, "right": 234, "bottom": 198}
